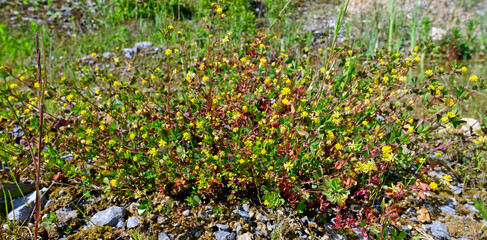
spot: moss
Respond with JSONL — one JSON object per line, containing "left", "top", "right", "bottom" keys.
{"left": 65, "top": 226, "right": 115, "bottom": 240}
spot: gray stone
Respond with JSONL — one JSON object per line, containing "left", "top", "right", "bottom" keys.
{"left": 450, "top": 185, "right": 463, "bottom": 195}
{"left": 197, "top": 211, "right": 209, "bottom": 220}
{"left": 233, "top": 210, "right": 249, "bottom": 219}
{"left": 242, "top": 203, "right": 250, "bottom": 212}
{"left": 439, "top": 205, "right": 456, "bottom": 215}
{"left": 102, "top": 52, "right": 112, "bottom": 59}
{"left": 116, "top": 221, "right": 126, "bottom": 228}
{"left": 158, "top": 232, "right": 174, "bottom": 240}
{"left": 90, "top": 206, "right": 126, "bottom": 227}
{"left": 8, "top": 187, "right": 48, "bottom": 221}
{"left": 121, "top": 48, "right": 136, "bottom": 58}
{"left": 257, "top": 214, "right": 268, "bottom": 222}
{"left": 182, "top": 209, "right": 190, "bottom": 216}
{"left": 127, "top": 216, "right": 139, "bottom": 228}
{"left": 464, "top": 203, "right": 479, "bottom": 213}
{"left": 446, "top": 198, "right": 459, "bottom": 206}
{"left": 430, "top": 27, "right": 447, "bottom": 41}
{"left": 55, "top": 209, "right": 78, "bottom": 223}
{"left": 237, "top": 232, "right": 253, "bottom": 240}
{"left": 214, "top": 231, "right": 236, "bottom": 240}
{"left": 135, "top": 41, "right": 153, "bottom": 51}
{"left": 59, "top": 190, "right": 65, "bottom": 195}
{"left": 297, "top": 230, "right": 308, "bottom": 239}
{"left": 460, "top": 118, "right": 481, "bottom": 134}
{"left": 430, "top": 221, "right": 450, "bottom": 240}
{"left": 216, "top": 223, "right": 230, "bottom": 231}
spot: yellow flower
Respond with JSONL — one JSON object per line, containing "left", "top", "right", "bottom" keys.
{"left": 414, "top": 56, "right": 420, "bottom": 62}
{"left": 142, "top": 133, "right": 148, "bottom": 139}
{"left": 110, "top": 179, "right": 117, "bottom": 186}
{"left": 263, "top": 200, "right": 270, "bottom": 206}
{"left": 441, "top": 116, "right": 449, "bottom": 122}
{"left": 165, "top": 48, "right": 172, "bottom": 56}
{"left": 9, "top": 83, "right": 18, "bottom": 89}
{"left": 447, "top": 112, "right": 455, "bottom": 118}
{"left": 183, "top": 132, "right": 191, "bottom": 141}
{"left": 282, "top": 98, "right": 289, "bottom": 105}
{"left": 362, "top": 121, "right": 368, "bottom": 126}
{"left": 34, "top": 82, "right": 40, "bottom": 88}
{"left": 425, "top": 70, "right": 433, "bottom": 76}
{"left": 461, "top": 66, "right": 468, "bottom": 72}
{"left": 168, "top": 25, "right": 174, "bottom": 30}
{"left": 284, "top": 162, "right": 293, "bottom": 171}
{"left": 148, "top": 148, "right": 157, "bottom": 156}
{"left": 202, "top": 76, "right": 209, "bottom": 82}
{"left": 281, "top": 87, "right": 291, "bottom": 95}
{"left": 261, "top": 149, "right": 267, "bottom": 155}
{"left": 335, "top": 143, "right": 343, "bottom": 150}
{"left": 130, "top": 133, "right": 136, "bottom": 140}
{"left": 91, "top": 52, "right": 96, "bottom": 57}
{"left": 440, "top": 174, "right": 452, "bottom": 185}
{"left": 469, "top": 75, "right": 478, "bottom": 82}
{"left": 233, "top": 127, "right": 239, "bottom": 132}
{"left": 382, "top": 145, "right": 392, "bottom": 155}
{"left": 133, "top": 156, "right": 138, "bottom": 162}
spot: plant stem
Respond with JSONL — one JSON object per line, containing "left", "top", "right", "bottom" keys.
{"left": 34, "top": 32, "right": 45, "bottom": 240}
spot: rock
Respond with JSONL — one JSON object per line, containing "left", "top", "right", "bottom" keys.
{"left": 214, "top": 231, "right": 236, "bottom": 240}
{"left": 135, "top": 41, "right": 153, "bottom": 51}
{"left": 121, "top": 48, "right": 136, "bottom": 58}
{"left": 430, "top": 27, "right": 447, "bottom": 41}
{"left": 90, "top": 206, "right": 126, "bottom": 227}
{"left": 450, "top": 185, "right": 463, "bottom": 195}
{"left": 439, "top": 205, "right": 456, "bottom": 215}
{"left": 158, "top": 232, "right": 174, "bottom": 240}
{"left": 182, "top": 209, "right": 190, "bottom": 216}
{"left": 1, "top": 182, "right": 36, "bottom": 200}
{"left": 233, "top": 210, "right": 249, "bottom": 220}
{"left": 216, "top": 223, "right": 230, "bottom": 231}
{"left": 116, "top": 221, "right": 126, "bottom": 228}
{"left": 8, "top": 187, "right": 48, "bottom": 221}
{"left": 417, "top": 207, "right": 431, "bottom": 223}
{"left": 45, "top": 224, "right": 61, "bottom": 239}
{"left": 241, "top": 203, "right": 250, "bottom": 212}
{"left": 234, "top": 222, "right": 242, "bottom": 234}
{"left": 297, "top": 230, "right": 308, "bottom": 239}
{"left": 197, "top": 211, "right": 209, "bottom": 220}
{"left": 55, "top": 209, "right": 78, "bottom": 223}
{"left": 460, "top": 118, "right": 481, "bottom": 134}
{"left": 237, "top": 232, "right": 253, "bottom": 240}
{"left": 102, "top": 52, "right": 112, "bottom": 59}
{"left": 446, "top": 198, "right": 459, "bottom": 206}
{"left": 157, "top": 215, "right": 168, "bottom": 225}
{"left": 464, "top": 203, "right": 479, "bottom": 213}
{"left": 127, "top": 216, "right": 139, "bottom": 228}
{"left": 429, "top": 221, "right": 450, "bottom": 240}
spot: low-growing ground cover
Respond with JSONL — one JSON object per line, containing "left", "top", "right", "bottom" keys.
{"left": 1, "top": 0, "right": 487, "bottom": 239}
